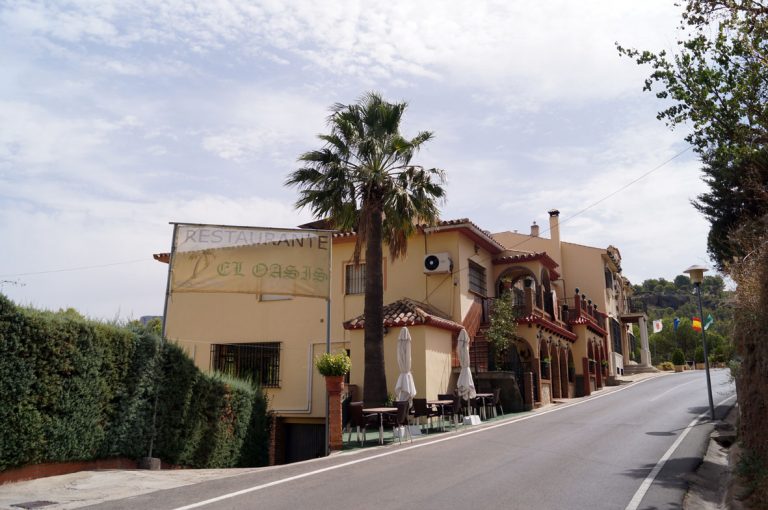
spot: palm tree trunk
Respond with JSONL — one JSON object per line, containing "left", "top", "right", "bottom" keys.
{"left": 363, "top": 204, "right": 387, "bottom": 406}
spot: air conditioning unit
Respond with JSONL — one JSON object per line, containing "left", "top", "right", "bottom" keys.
{"left": 424, "top": 252, "right": 452, "bottom": 274}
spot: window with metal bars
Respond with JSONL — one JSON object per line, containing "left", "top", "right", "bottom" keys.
{"left": 345, "top": 263, "right": 366, "bottom": 295}
{"left": 611, "top": 319, "right": 623, "bottom": 354}
{"left": 468, "top": 260, "right": 487, "bottom": 296}
{"left": 210, "top": 342, "right": 281, "bottom": 387}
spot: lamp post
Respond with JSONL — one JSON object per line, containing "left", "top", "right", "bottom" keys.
{"left": 683, "top": 264, "right": 716, "bottom": 421}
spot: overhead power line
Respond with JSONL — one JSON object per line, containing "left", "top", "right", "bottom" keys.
{"left": 3, "top": 145, "right": 692, "bottom": 280}
{"left": 0, "top": 258, "right": 152, "bottom": 278}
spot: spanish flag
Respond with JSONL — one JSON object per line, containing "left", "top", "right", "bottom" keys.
{"left": 692, "top": 317, "right": 703, "bottom": 332}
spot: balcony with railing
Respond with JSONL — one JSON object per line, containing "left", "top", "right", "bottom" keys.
{"left": 625, "top": 297, "right": 647, "bottom": 314}
{"left": 560, "top": 288, "right": 608, "bottom": 333}
{"left": 467, "top": 283, "right": 577, "bottom": 371}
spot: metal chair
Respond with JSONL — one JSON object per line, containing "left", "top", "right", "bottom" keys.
{"left": 488, "top": 388, "right": 503, "bottom": 418}
{"left": 386, "top": 400, "right": 413, "bottom": 444}
{"left": 412, "top": 398, "right": 438, "bottom": 434}
{"left": 438, "top": 393, "right": 463, "bottom": 429}
{"left": 347, "top": 401, "right": 378, "bottom": 446}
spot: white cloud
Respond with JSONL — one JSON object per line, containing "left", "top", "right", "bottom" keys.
{"left": 0, "top": 0, "right": 715, "bottom": 319}
{"left": 199, "top": 88, "right": 327, "bottom": 162}
{"left": 2, "top": 1, "right": 683, "bottom": 108}
{"left": 0, "top": 192, "right": 316, "bottom": 319}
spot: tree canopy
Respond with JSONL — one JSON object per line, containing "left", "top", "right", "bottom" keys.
{"left": 632, "top": 273, "right": 733, "bottom": 364}
{"left": 287, "top": 92, "right": 445, "bottom": 404}
{"left": 618, "top": 0, "right": 768, "bottom": 268}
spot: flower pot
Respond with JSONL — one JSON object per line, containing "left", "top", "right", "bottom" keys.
{"left": 324, "top": 375, "right": 345, "bottom": 393}
{"left": 674, "top": 365, "right": 684, "bottom": 373}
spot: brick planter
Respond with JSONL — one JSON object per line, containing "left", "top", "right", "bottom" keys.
{"left": 325, "top": 375, "right": 345, "bottom": 393}
{"left": 324, "top": 376, "right": 345, "bottom": 451}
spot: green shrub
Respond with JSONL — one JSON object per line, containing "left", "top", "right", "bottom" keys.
{"left": 314, "top": 351, "right": 351, "bottom": 376}
{"left": 0, "top": 295, "right": 271, "bottom": 471}
{"left": 658, "top": 361, "right": 675, "bottom": 371}
{"left": 672, "top": 349, "right": 686, "bottom": 366}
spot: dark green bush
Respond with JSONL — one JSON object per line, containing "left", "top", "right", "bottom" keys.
{"left": 672, "top": 349, "right": 686, "bottom": 366}
{"left": 0, "top": 295, "right": 270, "bottom": 471}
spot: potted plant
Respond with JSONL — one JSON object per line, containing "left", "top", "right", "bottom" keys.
{"left": 672, "top": 349, "right": 686, "bottom": 372}
{"left": 315, "top": 351, "right": 351, "bottom": 392}
{"left": 694, "top": 346, "right": 706, "bottom": 370}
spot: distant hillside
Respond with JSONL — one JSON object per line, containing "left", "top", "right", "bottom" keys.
{"left": 631, "top": 275, "right": 734, "bottom": 364}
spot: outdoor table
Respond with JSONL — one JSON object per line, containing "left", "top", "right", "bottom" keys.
{"left": 475, "top": 393, "right": 493, "bottom": 420}
{"left": 427, "top": 399, "right": 453, "bottom": 430}
{"left": 363, "top": 407, "right": 397, "bottom": 444}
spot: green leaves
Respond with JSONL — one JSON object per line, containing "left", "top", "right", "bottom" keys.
{"left": 485, "top": 291, "right": 519, "bottom": 369}
{"left": 287, "top": 91, "right": 446, "bottom": 260}
{"left": 287, "top": 92, "right": 447, "bottom": 404}
{"left": 618, "top": 0, "right": 768, "bottom": 268}
{"left": 0, "top": 296, "right": 271, "bottom": 470}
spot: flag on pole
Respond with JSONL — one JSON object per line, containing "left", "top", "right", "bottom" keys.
{"left": 692, "top": 317, "right": 703, "bottom": 332}
{"left": 704, "top": 314, "right": 714, "bottom": 331}
{"left": 673, "top": 317, "right": 680, "bottom": 332}
{"left": 653, "top": 319, "right": 663, "bottom": 333}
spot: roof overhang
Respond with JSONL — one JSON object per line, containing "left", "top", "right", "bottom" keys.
{"left": 421, "top": 219, "right": 506, "bottom": 254}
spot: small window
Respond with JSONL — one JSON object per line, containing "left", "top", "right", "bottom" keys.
{"left": 468, "top": 260, "right": 487, "bottom": 296}
{"left": 211, "top": 342, "right": 281, "bottom": 387}
{"left": 604, "top": 268, "right": 614, "bottom": 289}
{"left": 345, "top": 263, "right": 366, "bottom": 295}
{"left": 611, "top": 319, "right": 622, "bottom": 355}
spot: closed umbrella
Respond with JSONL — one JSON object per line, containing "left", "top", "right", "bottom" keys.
{"left": 456, "top": 329, "right": 476, "bottom": 407}
{"left": 394, "top": 327, "right": 417, "bottom": 402}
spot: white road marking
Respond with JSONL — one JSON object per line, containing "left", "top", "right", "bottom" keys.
{"left": 170, "top": 376, "right": 726, "bottom": 510}
{"left": 648, "top": 377, "right": 700, "bottom": 401}
{"left": 624, "top": 394, "right": 737, "bottom": 510}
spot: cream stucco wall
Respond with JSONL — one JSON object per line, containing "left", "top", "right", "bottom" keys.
{"left": 164, "top": 226, "right": 492, "bottom": 418}
{"left": 165, "top": 292, "right": 331, "bottom": 415}
{"left": 348, "top": 325, "right": 453, "bottom": 400}
{"left": 163, "top": 215, "right": 631, "bottom": 420}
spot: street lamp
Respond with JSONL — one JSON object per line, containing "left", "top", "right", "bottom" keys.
{"left": 683, "top": 264, "right": 716, "bottom": 420}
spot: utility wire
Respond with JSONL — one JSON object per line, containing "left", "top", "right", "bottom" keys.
{"left": 0, "top": 258, "right": 152, "bottom": 278}
{"left": 3, "top": 146, "right": 692, "bottom": 281}
{"left": 505, "top": 145, "right": 693, "bottom": 252}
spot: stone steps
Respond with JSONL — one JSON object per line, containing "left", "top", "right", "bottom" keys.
{"left": 622, "top": 364, "right": 660, "bottom": 375}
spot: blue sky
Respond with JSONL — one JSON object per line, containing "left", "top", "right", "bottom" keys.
{"left": 0, "top": 1, "right": 712, "bottom": 320}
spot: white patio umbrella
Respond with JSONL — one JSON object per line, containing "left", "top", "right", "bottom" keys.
{"left": 456, "top": 329, "right": 476, "bottom": 403}
{"left": 394, "top": 327, "right": 417, "bottom": 402}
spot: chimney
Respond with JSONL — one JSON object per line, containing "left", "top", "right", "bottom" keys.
{"left": 548, "top": 209, "right": 562, "bottom": 268}
{"left": 548, "top": 209, "right": 560, "bottom": 245}
{"left": 530, "top": 221, "right": 539, "bottom": 237}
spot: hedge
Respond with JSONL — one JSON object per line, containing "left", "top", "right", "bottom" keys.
{"left": 0, "top": 294, "right": 270, "bottom": 471}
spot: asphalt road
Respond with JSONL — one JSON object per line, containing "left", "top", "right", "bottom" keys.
{"left": 88, "top": 370, "right": 736, "bottom": 510}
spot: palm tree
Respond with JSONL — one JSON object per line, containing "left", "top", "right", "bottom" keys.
{"left": 286, "top": 92, "right": 446, "bottom": 405}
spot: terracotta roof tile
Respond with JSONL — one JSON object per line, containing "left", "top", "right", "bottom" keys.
{"left": 343, "top": 298, "right": 463, "bottom": 332}
{"left": 566, "top": 315, "right": 608, "bottom": 337}
{"left": 493, "top": 252, "right": 561, "bottom": 279}
{"left": 516, "top": 314, "right": 577, "bottom": 341}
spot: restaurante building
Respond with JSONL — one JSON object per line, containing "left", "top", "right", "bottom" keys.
{"left": 154, "top": 209, "right": 647, "bottom": 464}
